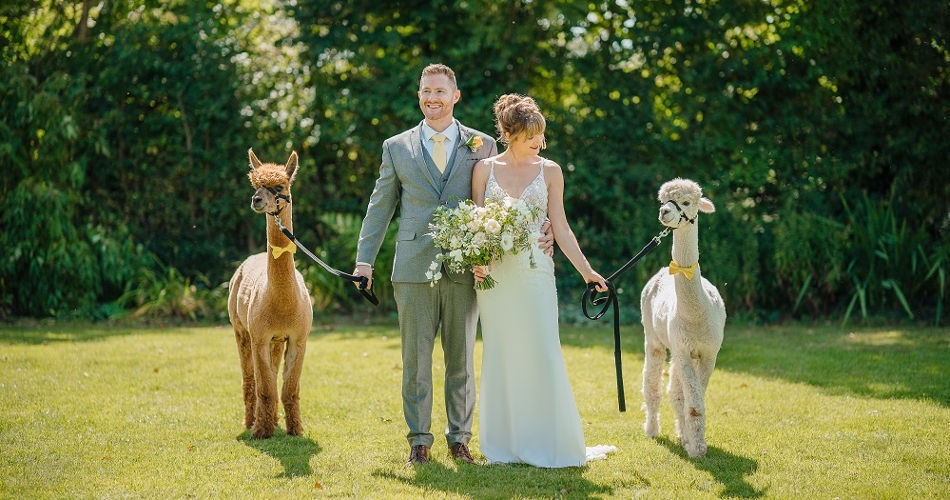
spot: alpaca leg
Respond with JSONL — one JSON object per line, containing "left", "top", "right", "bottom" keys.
{"left": 251, "top": 341, "right": 279, "bottom": 439}
{"left": 685, "top": 355, "right": 718, "bottom": 458}
{"left": 667, "top": 358, "right": 687, "bottom": 445}
{"left": 642, "top": 341, "right": 666, "bottom": 437}
{"left": 282, "top": 336, "right": 306, "bottom": 436}
{"left": 234, "top": 327, "right": 256, "bottom": 429}
{"left": 678, "top": 355, "right": 709, "bottom": 458}
{"left": 269, "top": 340, "right": 284, "bottom": 427}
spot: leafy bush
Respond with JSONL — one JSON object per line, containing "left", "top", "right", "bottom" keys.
{"left": 3, "top": 0, "right": 947, "bottom": 323}
{"left": 113, "top": 256, "right": 229, "bottom": 323}
{"left": 0, "top": 178, "right": 148, "bottom": 319}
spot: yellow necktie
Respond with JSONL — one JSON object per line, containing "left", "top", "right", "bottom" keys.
{"left": 432, "top": 133, "right": 447, "bottom": 173}
{"left": 668, "top": 260, "right": 698, "bottom": 280}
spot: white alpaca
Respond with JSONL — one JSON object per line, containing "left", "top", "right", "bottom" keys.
{"left": 640, "top": 178, "right": 726, "bottom": 458}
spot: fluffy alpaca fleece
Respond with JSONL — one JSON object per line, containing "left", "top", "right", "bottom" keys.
{"left": 228, "top": 149, "right": 313, "bottom": 439}
{"left": 639, "top": 177, "right": 726, "bottom": 458}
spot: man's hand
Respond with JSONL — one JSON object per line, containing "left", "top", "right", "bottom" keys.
{"left": 538, "top": 220, "right": 555, "bottom": 257}
{"left": 353, "top": 264, "right": 373, "bottom": 289}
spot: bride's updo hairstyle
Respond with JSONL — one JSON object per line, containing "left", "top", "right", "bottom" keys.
{"left": 493, "top": 93, "right": 547, "bottom": 150}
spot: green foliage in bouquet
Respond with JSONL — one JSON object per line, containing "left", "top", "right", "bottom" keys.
{"left": 427, "top": 197, "right": 542, "bottom": 290}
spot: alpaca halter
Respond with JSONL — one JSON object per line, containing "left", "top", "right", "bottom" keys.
{"left": 669, "top": 260, "right": 699, "bottom": 280}
{"left": 265, "top": 185, "right": 292, "bottom": 216}
{"left": 663, "top": 199, "right": 697, "bottom": 225}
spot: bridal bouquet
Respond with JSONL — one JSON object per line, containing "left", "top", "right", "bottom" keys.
{"left": 426, "top": 197, "right": 541, "bottom": 290}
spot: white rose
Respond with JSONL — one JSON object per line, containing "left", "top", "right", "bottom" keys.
{"left": 484, "top": 219, "right": 501, "bottom": 234}
{"left": 472, "top": 232, "right": 487, "bottom": 247}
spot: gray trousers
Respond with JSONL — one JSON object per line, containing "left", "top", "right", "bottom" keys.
{"left": 393, "top": 280, "right": 478, "bottom": 448}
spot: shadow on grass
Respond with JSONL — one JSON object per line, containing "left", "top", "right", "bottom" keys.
{"left": 715, "top": 326, "right": 950, "bottom": 407}
{"left": 373, "top": 460, "right": 621, "bottom": 500}
{"left": 238, "top": 429, "right": 321, "bottom": 478}
{"left": 656, "top": 436, "right": 764, "bottom": 498}
{"left": 0, "top": 323, "right": 142, "bottom": 345}
{"left": 558, "top": 323, "right": 950, "bottom": 407}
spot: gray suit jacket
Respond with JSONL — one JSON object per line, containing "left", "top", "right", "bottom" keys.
{"left": 357, "top": 120, "right": 498, "bottom": 284}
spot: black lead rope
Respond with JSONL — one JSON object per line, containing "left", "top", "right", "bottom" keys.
{"left": 273, "top": 215, "right": 379, "bottom": 306}
{"left": 581, "top": 228, "right": 670, "bottom": 412}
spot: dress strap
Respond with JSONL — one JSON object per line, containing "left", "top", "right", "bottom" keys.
{"left": 484, "top": 158, "right": 497, "bottom": 197}
{"left": 487, "top": 158, "right": 498, "bottom": 187}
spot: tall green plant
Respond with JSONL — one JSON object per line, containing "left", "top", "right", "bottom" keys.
{"left": 840, "top": 192, "right": 947, "bottom": 324}
{"left": 773, "top": 211, "right": 849, "bottom": 317}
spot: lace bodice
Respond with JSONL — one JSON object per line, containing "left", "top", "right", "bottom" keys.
{"left": 485, "top": 159, "right": 548, "bottom": 231}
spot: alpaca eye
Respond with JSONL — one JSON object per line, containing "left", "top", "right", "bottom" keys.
{"left": 274, "top": 186, "right": 284, "bottom": 192}
{"left": 683, "top": 201, "right": 691, "bottom": 206}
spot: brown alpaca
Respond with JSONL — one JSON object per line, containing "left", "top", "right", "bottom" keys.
{"left": 228, "top": 149, "right": 313, "bottom": 439}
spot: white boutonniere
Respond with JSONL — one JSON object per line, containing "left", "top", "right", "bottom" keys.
{"left": 462, "top": 134, "right": 483, "bottom": 153}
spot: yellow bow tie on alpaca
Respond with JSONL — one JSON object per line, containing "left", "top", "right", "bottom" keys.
{"left": 270, "top": 242, "right": 297, "bottom": 259}
{"left": 669, "top": 261, "right": 699, "bottom": 280}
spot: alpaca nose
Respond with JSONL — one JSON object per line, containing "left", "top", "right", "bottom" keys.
{"left": 251, "top": 195, "right": 266, "bottom": 210}
{"left": 660, "top": 206, "right": 671, "bottom": 217}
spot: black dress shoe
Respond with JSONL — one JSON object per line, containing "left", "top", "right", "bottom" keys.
{"left": 407, "top": 444, "right": 430, "bottom": 465}
{"left": 450, "top": 443, "right": 475, "bottom": 464}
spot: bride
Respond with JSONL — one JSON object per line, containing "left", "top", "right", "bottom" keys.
{"left": 471, "top": 94, "right": 616, "bottom": 467}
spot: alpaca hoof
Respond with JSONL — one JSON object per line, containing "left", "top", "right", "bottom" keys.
{"left": 685, "top": 442, "right": 707, "bottom": 458}
{"left": 286, "top": 422, "right": 304, "bottom": 436}
{"left": 251, "top": 425, "right": 274, "bottom": 439}
{"left": 644, "top": 420, "right": 660, "bottom": 438}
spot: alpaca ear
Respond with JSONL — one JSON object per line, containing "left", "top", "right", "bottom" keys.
{"left": 285, "top": 151, "right": 299, "bottom": 183}
{"left": 248, "top": 149, "right": 263, "bottom": 170}
{"left": 699, "top": 197, "right": 715, "bottom": 213}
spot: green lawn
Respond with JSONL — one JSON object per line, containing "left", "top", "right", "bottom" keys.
{"left": 1, "top": 319, "right": 947, "bottom": 499}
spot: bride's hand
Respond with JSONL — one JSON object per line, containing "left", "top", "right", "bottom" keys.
{"left": 585, "top": 271, "right": 608, "bottom": 293}
{"left": 473, "top": 265, "right": 491, "bottom": 282}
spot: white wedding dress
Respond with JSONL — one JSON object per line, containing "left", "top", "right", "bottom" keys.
{"left": 476, "top": 159, "right": 617, "bottom": 467}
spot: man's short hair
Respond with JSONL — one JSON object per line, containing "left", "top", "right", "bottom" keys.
{"left": 420, "top": 63, "right": 457, "bottom": 89}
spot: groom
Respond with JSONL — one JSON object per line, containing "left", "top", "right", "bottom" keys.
{"left": 353, "top": 64, "right": 496, "bottom": 465}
